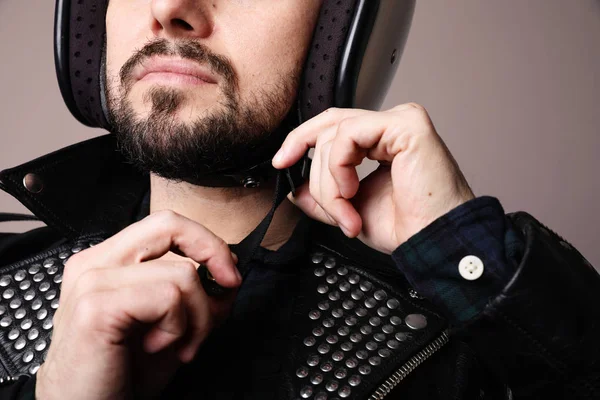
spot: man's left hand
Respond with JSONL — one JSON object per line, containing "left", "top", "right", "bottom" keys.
{"left": 272, "top": 104, "right": 475, "bottom": 255}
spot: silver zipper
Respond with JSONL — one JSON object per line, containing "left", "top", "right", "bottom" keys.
{"left": 369, "top": 330, "right": 451, "bottom": 400}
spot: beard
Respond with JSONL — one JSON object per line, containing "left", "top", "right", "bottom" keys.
{"left": 106, "top": 38, "right": 300, "bottom": 183}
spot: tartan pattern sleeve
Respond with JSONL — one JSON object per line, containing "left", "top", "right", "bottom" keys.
{"left": 391, "top": 196, "right": 525, "bottom": 324}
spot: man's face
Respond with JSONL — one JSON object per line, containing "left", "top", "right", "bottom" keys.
{"left": 105, "top": 0, "right": 321, "bottom": 181}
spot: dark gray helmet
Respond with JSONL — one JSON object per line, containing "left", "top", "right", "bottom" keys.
{"left": 54, "top": 0, "right": 415, "bottom": 185}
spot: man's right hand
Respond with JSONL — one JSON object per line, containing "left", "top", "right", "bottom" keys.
{"left": 35, "top": 210, "right": 241, "bottom": 400}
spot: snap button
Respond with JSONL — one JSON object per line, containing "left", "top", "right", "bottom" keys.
{"left": 22, "top": 173, "right": 43, "bottom": 194}
{"left": 458, "top": 255, "right": 484, "bottom": 280}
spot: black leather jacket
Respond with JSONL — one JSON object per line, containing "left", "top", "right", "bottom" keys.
{"left": 0, "top": 134, "right": 599, "bottom": 399}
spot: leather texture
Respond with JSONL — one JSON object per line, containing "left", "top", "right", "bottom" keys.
{"left": 0, "top": 136, "right": 599, "bottom": 398}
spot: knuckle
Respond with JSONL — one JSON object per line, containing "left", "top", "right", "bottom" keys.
{"left": 72, "top": 294, "right": 103, "bottom": 329}
{"left": 152, "top": 209, "right": 180, "bottom": 226}
{"left": 176, "top": 261, "right": 200, "bottom": 284}
{"left": 404, "top": 102, "right": 426, "bottom": 113}
{"left": 161, "top": 283, "right": 182, "bottom": 307}
{"left": 76, "top": 268, "right": 102, "bottom": 290}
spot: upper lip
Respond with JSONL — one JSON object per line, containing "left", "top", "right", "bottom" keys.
{"left": 134, "top": 57, "right": 218, "bottom": 84}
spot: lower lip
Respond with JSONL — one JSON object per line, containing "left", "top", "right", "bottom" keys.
{"left": 140, "top": 72, "right": 215, "bottom": 86}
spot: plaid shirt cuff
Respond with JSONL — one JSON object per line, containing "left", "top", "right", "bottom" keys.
{"left": 392, "top": 196, "right": 524, "bottom": 324}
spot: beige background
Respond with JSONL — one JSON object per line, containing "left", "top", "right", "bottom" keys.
{"left": 1, "top": 1, "right": 599, "bottom": 268}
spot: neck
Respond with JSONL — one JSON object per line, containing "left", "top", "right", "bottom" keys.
{"left": 149, "top": 174, "right": 302, "bottom": 250}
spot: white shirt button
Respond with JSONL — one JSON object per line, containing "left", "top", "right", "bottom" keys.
{"left": 458, "top": 255, "right": 484, "bottom": 280}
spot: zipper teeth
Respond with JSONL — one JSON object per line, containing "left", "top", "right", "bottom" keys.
{"left": 369, "top": 330, "right": 450, "bottom": 400}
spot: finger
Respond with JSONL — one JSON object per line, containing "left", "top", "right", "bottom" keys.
{"left": 287, "top": 181, "right": 331, "bottom": 225}
{"left": 272, "top": 108, "right": 368, "bottom": 169}
{"left": 72, "top": 283, "right": 188, "bottom": 355}
{"left": 68, "top": 210, "right": 240, "bottom": 287}
{"left": 319, "top": 140, "right": 362, "bottom": 237}
{"left": 68, "top": 260, "right": 215, "bottom": 359}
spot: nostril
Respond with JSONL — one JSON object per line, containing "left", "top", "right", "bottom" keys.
{"left": 172, "top": 18, "right": 193, "bottom": 31}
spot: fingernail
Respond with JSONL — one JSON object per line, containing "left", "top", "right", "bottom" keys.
{"left": 231, "top": 252, "right": 238, "bottom": 263}
{"left": 272, "top": 148, "right": 285, "bottom": 166}
{"left": 234, "top": 267, "right": 242, "bottom": 282}
{"left": 339, "top": 223, "right": 352, "bottom": 237}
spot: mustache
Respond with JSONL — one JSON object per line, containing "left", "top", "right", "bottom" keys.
{"left": 119, "top": 38, "right": 237, "bottom": 91}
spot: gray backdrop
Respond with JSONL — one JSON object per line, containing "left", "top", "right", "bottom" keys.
{"left": 1, "top": 0, "right": 599, "bottom": 269}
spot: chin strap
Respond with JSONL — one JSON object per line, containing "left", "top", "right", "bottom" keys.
{"left": 198, "top": 156, "right": 310, "bottom": 296}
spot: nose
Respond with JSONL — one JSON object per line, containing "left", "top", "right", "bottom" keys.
{"left": 151, "top": 0, "right": 213, "bottom": 39}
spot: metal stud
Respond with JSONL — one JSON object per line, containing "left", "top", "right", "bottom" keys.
{"left": 334, "top": 368, "right": 347, "bottom": 379}
{"left": 300, "top": 386, "right": 313, "bottom": 398}
{"left": 311, "top": 374, "right": 324, "bottom": 385}
{"left": 314, "top": 268, "right": 326, "bottom": 277}
{"left": 58, "top": 252, "right": 70, "bottom": 260}
{"left": 365, "top": 342, "right": 378, "bottom": 351}
{"left": 360, "top": 325, "right": 372, "bottom": 335}
{"left": 297, "top": 366, "right": 309, "bottom": 378}
{"left": 317, "top": 344, "right": 330, "bottom": 354}
{"left": 320, "top": 361, "right": 333, "bottom": 372}
{"left": 45, "top": 290, "right": 57, "bottom": 300}
{"left": 337, "top": 326, "right": 350, "bottom": 336}
{"left": 313, "top": 327, "right": 325, "bottom": 337}
{"left": 34, "top": 340, "right": 47, "bottom": 352}
{"left": 14, "top": 270, "right": 26, "bottom": 282}
{"left": 318, "top": 301, "right": 330, "bottom": 311}
{"left": 0, "top": 305, "right": 5, "bottom": 316}
{"left": 382, "top": 324, "right": 394, "bottom": 334}
{"left": 348, "top": 274, "right": 360, "bottom": 284}
{"left": 349, "top": 333, "right": 362, "bottom": 343}
{"left": 53, "top": 274, "right": 63, "bottom": 284}
{"left": 338, "top": 386, "right": 352, "bottom": 398}
{"left": 348, "top": 375, "right": 361, "bottom": 387}
{"left": 344, "top": 316, "right": 357, "bottom": 327}
{"left": 395, "top": 332, "right": 411, "bottom": 342}
{"left": 356, "top": 350, "right": 368, "bottom": 360}
{"left": 374, "top": 290, "right": 387, "bottom": 301}
{"left": 364, "top": 298, "right": 377, "bottom": 309}
{"left": 338, "top": 281, "right": 351, "bottom": 292}
{"left": 332, "top": 351, "right": 344, "bottom": 362}
{"left": 355, "top": 308, "right": 367, "bottom": 317}
{"left": 390, "top": 316, "right": 402, "bottom": 326}
{"left": 309, "top": 310, "right": 321, "bottom": 320}
{"left": 331, "top": 308, "right": 343, "bottom": 318}
{"left": 37, "top": 309, "right": 48, "bottom": 320}
{"left": 342, "top": 300, "right": 354, "bottom": 310}
{"left": 318, "top": 284, "right": 329, "bottom": 294}
{"left": 14, "top": 337, "right": 26, "bottom": 350}
{"left": 0, "top": 276, "right": 11, "bottom": 287}
{"left": 378, "top": 349, "right": 392, "bottom": 358}
{"left": 374, "top": 333, "right": 386, "bottom": 342}
{"left": 345, "top": 357, "right": 359, "bottom": 369}
{"left": 326, "top": 335, "right": 338, "bottom": 344}
{"left": 8, "top": 329, "right": 19, "bottom": 340}
{"left": 307, "top": 355, "right": 320, "bottom": 366}
{"left": 23, "top": 290, "right": 35, "bottom": 301}
{"left": 43, "top": 318, "right": 54, "bottom": 330}
{"left": 358, "top": 282, "right": 373, "bottom": 294}
{"left": 315, "top": 392, "right": 327, "bottom": 400}
{"left": 368, "top": 356, "right": 381, "bottom": 366}
{"left": 340, "top": 342, "right": 353, "bottom": 352}
{"left": 386, "top": 299, "right": 399, "bottom": 309}
{"left": 358, "top": 365, "right": 371, "bottom": 375}
{"left": 31, "top": 299, "right": 42, "bottom": 310}
{"left": 351, "top": 290, "right": 364, "bottom": 301}
{"left": 27, "top": 329, "right": 39, "bottom": 341}
{"left": 43, "top": 259, "right": 55, "bottom": 268}
{"left": 328, "top": 291, "right": 340, "bottom": 301}
{"left": 39, "top": 282, "right": 51, "bottom": 292}
{"left": 3, "top": 289, "right": 15, "bottom": 299}
{"left": 336, "top": 267, "right": 348, "bottom": 276}
{"left": 387, "top": 340, "right": 400, "bottom": 350}
{"left": 19, "top": 280, "right": 31, "bottom": 290}
{"left": 369, "top": 317, "right": 381, "bottom": 327}
{"left": 405, "top": 314, "right": 428, "bottom": 330}
{"left": 304, "top": 337, "right": 316, "bottom": 347}
{"left": 0, "top": 316, "right": 12, "bottom": 327}
{"left": 48, "top": 266, "right": 59, "bottom": 275}
{"left": 15, "top": 308, "right": 26, "bottom": 319}
{"left": 9, "top": 299, "right": 21, "bottom": 309}
{"left": 324, "top": 258, "right": 336, "bottom": 269}
{"left": 323, "top": 318, "right": 334, "bottom": 328}
{"left": 325, "top": 380, "right": 339, "bottom": 392}
{"left": 33, "top": 273, "right": 44, "bottom": 283}
{"left": 23, "top": 351, "right": 34, "bottom": 363}
{"left": 20, "top": 319, "right": 32, "bottom": 330}
{"left": 312, "top": 253, "right": 324, "bottom": 264}
{"left": 51, "top": 299, "right": 59, "bottom": 309}
{"left": 23, "top": 173, "right": 43, "bottom": 193}
{"left": 29, "top": 363, "right": 40, "bottom": 374}
{"left": 377, "top": 307, "right": 390, "bottom": 317}
{"left": 326, "top": 275, "right": 338, "bottom": 284}
{"left": 28, "top": 265, "right": 40, "bottom": 275}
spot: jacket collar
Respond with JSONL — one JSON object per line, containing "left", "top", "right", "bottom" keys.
{"left": 0, "top": 134, "right": 148, "bottom": 239}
